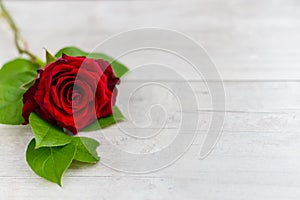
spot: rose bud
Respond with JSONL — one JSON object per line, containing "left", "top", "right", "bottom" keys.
{"left": 22, "top": 54, "right": 119, "bottom": 134}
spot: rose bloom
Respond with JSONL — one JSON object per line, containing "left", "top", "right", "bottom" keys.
{"left": 22, "top": 54, "right": 119, "bottom": 134}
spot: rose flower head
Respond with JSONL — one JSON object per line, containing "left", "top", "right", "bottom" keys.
{"left": 22, "top": 54, "right": 119, "bottom": 134}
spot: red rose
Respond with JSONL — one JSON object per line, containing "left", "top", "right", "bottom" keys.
{"left": 22, "top": 54, "right": 119, "bottom": 134}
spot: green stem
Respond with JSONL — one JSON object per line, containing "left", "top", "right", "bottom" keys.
{"left": 0, "top": 0, "right": 42, "bottom": 64}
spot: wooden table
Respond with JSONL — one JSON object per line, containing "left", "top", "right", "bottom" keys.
{"left": 1, "top": 0, "right": 300, "bottom": 199}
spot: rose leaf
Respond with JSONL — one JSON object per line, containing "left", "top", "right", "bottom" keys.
{"left": 26, "top": 139, "right": 76, "bottom": 186}
{"left": 81, "top": 106, "right": 125, "bottom": 132}
{"left": 0, "top": 59, "right": 38, "bottom": 124}
{"left": 29, "top": 112, "right": 72, "bottom": 149}
{"left": 72, "top": 137, "right": 100, "bottom": 163}
{"left": 55, "top": 46, "right": 129, "bottom": 78}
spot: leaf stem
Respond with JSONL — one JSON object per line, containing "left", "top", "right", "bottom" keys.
{"left": 0, "top": 0, "right": 42, "bottom": 64}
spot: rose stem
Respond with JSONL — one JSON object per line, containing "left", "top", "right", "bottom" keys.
{"left": 0, "top": 0, "right": 43, "bottom": 65}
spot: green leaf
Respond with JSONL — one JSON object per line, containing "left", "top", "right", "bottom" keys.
{"left": 29, "top": 112, "right": 72, "bottom": 149}
{"left": 82, "top": 106, "right": 125, "bottom": 132}
{"left": 45, "top": 49, "right": 56, "bottom": 64}
{"left": 0, "top": 59, "right": 38, "bottom": 124}
{"left": 26, "top": 139, "right": 76, "bottom": 186}
{"left": 55, "top": 46, "right": 86, "bottom": 58}
{"left": 0, "top": 59, "right": 39, "bottom": 82}
{"left": 55, "top": 46, "right": 129, "bottom": 78}
{"left": 72, "top": 137, "right": 99, "bottom": 163}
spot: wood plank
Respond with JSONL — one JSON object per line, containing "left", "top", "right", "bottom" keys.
{"left": 0, "top": 88, "right": 298, "bottom": 198}
{"left": 1, "top": 0, "right": 300, "bottom": 80}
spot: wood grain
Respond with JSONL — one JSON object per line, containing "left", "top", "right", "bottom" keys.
{"left": 0, "top": 0, "right": 300, "bottom": 199}
{"left": 1, "top": 0, "right": 300, "bottom": 80}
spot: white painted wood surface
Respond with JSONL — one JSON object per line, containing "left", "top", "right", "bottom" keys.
{"left": 1, "top": 0, "right": 300, "bottom": 199}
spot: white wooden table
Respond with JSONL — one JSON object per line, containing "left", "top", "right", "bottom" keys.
{"left": 1, "top": 0, "right": 300, "bottom": 199}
